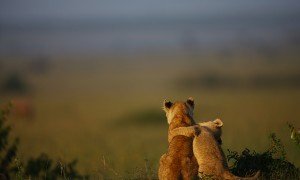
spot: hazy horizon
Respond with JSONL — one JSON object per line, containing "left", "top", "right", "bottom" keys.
{"left": 1, "top": 0, "right": 300, "bottom": 55}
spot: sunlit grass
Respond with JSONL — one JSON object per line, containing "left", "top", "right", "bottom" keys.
{"left": 1, "top": 50, "right": 300, "bottom": 176}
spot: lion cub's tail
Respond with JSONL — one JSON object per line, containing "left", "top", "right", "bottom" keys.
{"left": 223, "top": 170, "right": 260, "bottom": 180}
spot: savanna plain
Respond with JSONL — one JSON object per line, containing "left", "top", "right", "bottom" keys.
{"left": 0, "top": 48, "right": 300, "bottom": 178}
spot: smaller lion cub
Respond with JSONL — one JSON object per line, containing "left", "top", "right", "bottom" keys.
{"left": 169, "top": 119, "right": 260, "bottom": 180}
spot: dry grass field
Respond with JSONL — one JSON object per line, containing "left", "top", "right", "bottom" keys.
{"left": 1, "top": 49, "right": 300, "bottom": 176}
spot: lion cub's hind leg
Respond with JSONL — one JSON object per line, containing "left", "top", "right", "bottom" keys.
{"left": 159, "top": 154, "right": 182, "bottom": 180}
{"left": 181, "top": 156, "right": 199, "bottom": 180}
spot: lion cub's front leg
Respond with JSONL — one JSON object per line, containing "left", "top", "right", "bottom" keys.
{"left": 168, "top": 125, "right": 200, "bottom": 142}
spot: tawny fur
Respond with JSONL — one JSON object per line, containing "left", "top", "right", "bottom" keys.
{"left": 169, "top": 119, "right": 260, "bottom": 180}
{"left": 158, "top": 98, "right": 199, "bottom": 180}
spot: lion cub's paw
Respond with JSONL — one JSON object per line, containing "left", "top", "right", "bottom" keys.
{"left": 193, "top": 125, "right": 201, "bottom": 137}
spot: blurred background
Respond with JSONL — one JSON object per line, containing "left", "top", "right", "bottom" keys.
{"left": 0, "top": 0, "right": 300, "bottom": 176}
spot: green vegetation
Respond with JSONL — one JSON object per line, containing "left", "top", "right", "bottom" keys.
{"left": 0, "top": 103, "right": 18, "bottom": 178}
{"left": 228, "top": 133, "right": 300, "bottom": 179}
{"left": 1, "top": 73, "right": 29, "bottom": 94}
{"left": 288, "top": 123, "right": 300, "bottom": 148}
{"left": 0, "top": 51, "right": 300, "bottom": 177}
{"left": 0, "top": 104, "right": 88, "bottom": 179}
{"left": 1, "top": 103, "right": 299, "bottom": 179}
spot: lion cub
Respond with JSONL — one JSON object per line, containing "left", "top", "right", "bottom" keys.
{"left": 169, "top": 119, "right": 260, "bottom": 180}
{"left": 158, "top": 98, "right": 199, "bottom": 180}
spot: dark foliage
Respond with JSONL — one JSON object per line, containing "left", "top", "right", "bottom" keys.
{"left": 0, "top": 103, "right": 19, "bottom": 178}
{"left": 1, "top": 73, "right": 28, "bottom": 94}
{"left": 227, "top": 133, "right": 300, "bottom": 179}
{"left": 23, "top": 153, "right": 88, "bottom": 179}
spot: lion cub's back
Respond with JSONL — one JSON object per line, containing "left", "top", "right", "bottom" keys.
{"left": 193, "top": 131, "right": 227, "bottom": 177}
{"left": 168, "top": 135, "right": 194, "bottom": 156}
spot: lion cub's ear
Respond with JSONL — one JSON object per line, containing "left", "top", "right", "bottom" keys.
{"left": 163, "top": 99, "right": 173, "bottom": 111}
{"left": 213, "top": 119, "right": 223, "bottom": 127}
{"left": 186, "top": 97, "right": 194, "bottom": 109}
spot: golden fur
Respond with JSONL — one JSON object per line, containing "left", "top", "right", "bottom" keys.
{"left": 158, "top": 98, "right": 199, "bottom": 180}
{"left": 169, "top": 119, "right": 260, "bottom": 180}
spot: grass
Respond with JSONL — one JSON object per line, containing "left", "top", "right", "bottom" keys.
{"left": 1, "top": 103, "right": 299, "bottom": 179}
{"left": 0, "top": 49, "right": 300, "bottom": 177}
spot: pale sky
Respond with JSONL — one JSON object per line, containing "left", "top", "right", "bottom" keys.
{"left": 1, "top": 0, "right": 299, "bottom": 54}
{"left": 1, "top": 0, "right": 300, "bottom": 22}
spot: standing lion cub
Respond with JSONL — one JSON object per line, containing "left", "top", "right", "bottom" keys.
{"left": 169, "top": 119, "right": 260, "bottom": 180}
{"left": 158, "top": 98, "right": 199, "bottom": 180}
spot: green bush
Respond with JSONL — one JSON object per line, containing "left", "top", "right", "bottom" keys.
{"left": 227, "top": 133, "right": 300, "bottom": 179}
{"left": 0, "top": 103, "right": 19, "bottom": 178}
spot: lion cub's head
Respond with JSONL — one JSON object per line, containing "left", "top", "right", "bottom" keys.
{"left": 199, "top": 119, "right": 223, "bottom": 142}
{"left": 163, "top": 97, "right": 195, "bottom": 124}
